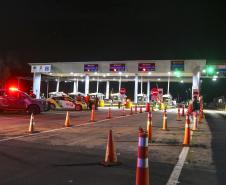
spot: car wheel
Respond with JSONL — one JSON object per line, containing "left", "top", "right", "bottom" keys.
{"left": 27, "top": 105, "right": 40, "bottom": 114}
{"left": 75, "top": 104, "right": 82, "bottom": 111}
{"left": 49, "top": 103, "right": 56, "bottom": 110}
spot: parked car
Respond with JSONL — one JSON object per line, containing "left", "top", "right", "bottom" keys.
{"left": 46, "top": 95, "right": 87, "bottom": 111}
{"left": 0, "top": 88, "right": 47, "bottom": 114}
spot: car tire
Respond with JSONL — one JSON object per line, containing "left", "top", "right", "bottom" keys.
{"left": 27, "top": 105, "right": 40, "bottom": 115}
{"left": 75, "top": 104, "right": 82, "bottom": 111}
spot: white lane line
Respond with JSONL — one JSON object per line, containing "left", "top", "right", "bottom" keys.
{"left": 0, "top": 112, "right": 137, "bottom": 143}
{"left": 166, "top": 128, "right": 194, "bottom": 185}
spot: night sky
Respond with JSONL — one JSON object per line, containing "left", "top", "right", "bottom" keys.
{"left": 0, "top": 1, "right": 226, "bottom": 101}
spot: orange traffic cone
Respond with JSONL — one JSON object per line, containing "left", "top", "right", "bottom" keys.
{"left": 29, "top": 113, "right": 35, "bottom": 133}
{"left": 65, "top": 111, "right": 71, "bottom": 127}
{"left": 130, "top": 106, "right": 133, "bottom": 115}
{"left": 162, "top": 110, "right": 168, "bottom": 130}
{"left": 139, "top": 106, "right": 143, "bottom": 113}
{"left": 136, "top": 128, "right": 149, "bottom": 185}
{"left": 135, "top": 105, "right": 138, "bottom": 114}
{"left": 192, "top": 112, "right": 198, "bottom": 131}
{"left": 101, "top": 129, "right": 121, "bottom": 166}
{"left": 90, "top": 104, "right": 96, "bottom": 122}
{"left": 121, "top": 106, "right": 126, "bottom": 116}
{"left": 147, "top": 112, "right": 152, "bottom": 142}
{"left": 106, "top": 108, "right": 112, "bottom": 119}
{"left": 176, "top": 106, "right": 181, "bottom": 121}
{"left": 182, "top": 105, "right": 185, "bottom": 117}
{"left": 183, "top": 112, "right": 191, "bottom": 146}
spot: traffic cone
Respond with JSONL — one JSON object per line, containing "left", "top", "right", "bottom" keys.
{"left": 90, "top": 104, "right": 96, "bottom": 122}
{"left": 182, "top": 105, "right": 185, "bottom": 117}
{"left": 106, "top": 108, "right": 112, "bottom": 119}
{"left": 147, "top": 112, "right": 152, "bottom": 142}
{"left": 192, "top": 112, "right": 198, "bottom": 131}
{"left": 139, "top": 106, "right": 143, "bottom": 113}
{"left": 176, "top": 106, "right": 181, "bottom": 121}
{"left": 121, "top": 106, "right": 126, "bottom": 116}
{"left": 64, "top": 111, "right": 71, "bottom": 127}
{"left": 162, "top": 110, "right": 168, "bottom": 130}
{"left": 29, "top": 113, "right": 35, "bottom": 133}
{"left": 130, "top": 106, "right": 133, "bottom": 115}
{"left": 183, "top": 112, "right": 191, "bottom": 146}
{"left": 135, "top": 105, "right": 138, "bottom": 114}
{"left": 136, "top": 128, "right": 149, "bottom": 185}
{"left": 145, "top": 103, "right": 150, "bottom": 112}
{"left": 101, "top": 129, "right": 121, "bottom": 166}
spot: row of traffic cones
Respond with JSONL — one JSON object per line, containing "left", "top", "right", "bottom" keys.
{"left": 28, "top": 104, "right": 144, "bottom": 133}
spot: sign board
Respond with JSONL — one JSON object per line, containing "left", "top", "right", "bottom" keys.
{"left": 120, "top": 88, "right": 126, "bottom": 94}
{"left": 151, "top": 88, "right": 158, "bottom": 101}
{"left": 84, "top": 64, "right": 98, "bottom": 72}
{"left": 171, "top": 61, "right": 184, "bottom": 71}
{"left": 192, "top": 89, "right": 199, "bottom": 99}
{"left": 110, "top": 64, "right": 126, "bottom": 72}
{"left": 138, "top": 63, "right": 155, "bottom": 72}
{"left": 31, "top": 65, "right": 51, "bottom": 73}
{"left": 217, "top": 65, "right": 226, "bottom": 76}
{"left": 151, "top": 88, "right": 163, "bottom": 101}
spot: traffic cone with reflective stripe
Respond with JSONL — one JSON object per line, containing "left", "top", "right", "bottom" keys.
{"left": 130, "top": 106, "right": 133, "bottom": 115}
{"left": 182, "top": 105, "right": 185, "bottom": 117}
{"left": 183, "top": 112, "right": 191, "bottom": 146}
{"left": 106, "top": 107, "right": 112, "bottom": 119}
{"left": 192, "top": 112, "right": 198, "bottom": 131}
{"left": 121, "top": 106, "right": 126, "bottom": 116}
{"left": 90, "top": 104, "right": 96, "bottom": 122}
{"left": 162, "top": 110, "right": 168, "bottom": 131}
{"left": 139, "top": 106, "right": 143, "bottom": 113}
{"left": 146, "top": 112, "right": 152, "bottom": 142}
{"left": 136, "top": 128, "right": 149, "bottom": 185}
{"left": 176, "top": 106, "right": 181, "bottom": 121}
{"left": 101, "top": 129, "right": 121, "bottom": 166}
{"left": 65, "top": 111, "right": 71, "bottom": 127}
{"left": 29, "top": 113, "right": 35, "bottom": 133}
{"left": 135, "top": 104, "right": 138, "bottom": 114}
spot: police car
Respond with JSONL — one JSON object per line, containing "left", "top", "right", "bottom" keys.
{"left": 0, "top": 88, "right": 46, "bottom": 114}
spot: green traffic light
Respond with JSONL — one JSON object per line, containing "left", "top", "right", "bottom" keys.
{"left": 207, "top": 66, "right": 215, "bottom": 75}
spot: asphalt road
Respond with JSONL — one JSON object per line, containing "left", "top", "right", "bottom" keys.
{"left": 179, "top": 110, "right": 226, "bottom": 185}
{"left": 0, "top": 108, "right": 183, "bottom": 185}
{"left": 0, "top": 108, "right": 220, "bottom": 185}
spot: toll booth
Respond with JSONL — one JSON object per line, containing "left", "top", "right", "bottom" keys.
{"left": 137, "top": 93, "right": 147, "bottom": 105}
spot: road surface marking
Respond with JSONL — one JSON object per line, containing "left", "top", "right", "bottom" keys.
{"left": 166, "top": 130, "right": 194, "bottom": 185}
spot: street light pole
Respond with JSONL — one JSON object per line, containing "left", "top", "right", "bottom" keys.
{"left": 167, "top": 72, "right": 170, "bottom": 94}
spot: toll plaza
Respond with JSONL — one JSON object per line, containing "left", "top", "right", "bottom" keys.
{"left": 0, "top": 59, "right": 223, "bottom": 185}
{"left": 29, "top": 60, "right": 206, "bottom": 106}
